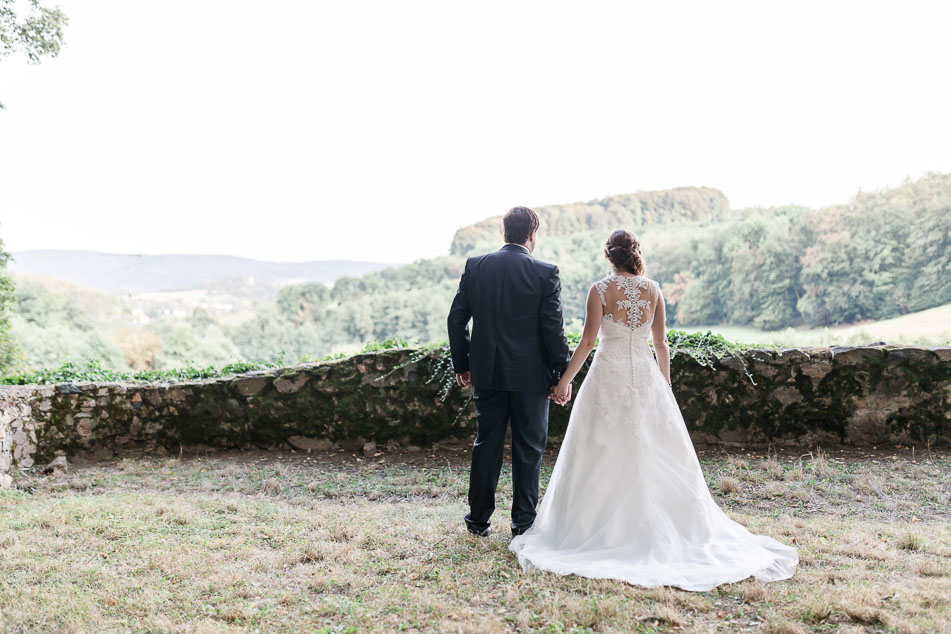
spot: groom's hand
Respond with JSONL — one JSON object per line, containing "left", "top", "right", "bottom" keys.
{"left": 455, "top": 371, "right": 471, "bottom": 387}
{"left": 549, "top": 382, "right": 571, "bottom": 406}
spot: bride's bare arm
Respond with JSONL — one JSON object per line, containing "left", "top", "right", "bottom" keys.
{"left": 650, "top": 286, "right": 671, "bottom": 385}
{"left": 551, "top": 286, "right": 602, "bottom": 401}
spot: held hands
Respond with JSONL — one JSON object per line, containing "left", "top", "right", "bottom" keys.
{"left": 549, "top": 379, "right": 572, "bottom": 406}
{"left": 457, "top": 369, "right": 573, "bottom": 405}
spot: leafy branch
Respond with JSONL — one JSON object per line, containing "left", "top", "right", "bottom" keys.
{"left": 0, "top": 0, "right": 68, "bottom": 108}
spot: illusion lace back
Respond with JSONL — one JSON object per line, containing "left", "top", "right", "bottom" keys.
{"left": 509, "top": 275, "right": 798, "bottom": 591}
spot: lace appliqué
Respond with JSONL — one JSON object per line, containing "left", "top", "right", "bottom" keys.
{"left": 612, "top": 275, "right": 652, "bottom": 328}
{"left": 594, "top": 279, "right": 609, "bottom": 306}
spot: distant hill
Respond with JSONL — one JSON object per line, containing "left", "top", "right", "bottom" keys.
{"left": 8, "top": 250, "right": 393, "bottom": 295}
{"left": 5, "top": 176, "right": 950, "bottom": 372}
{"left": 450, "top": 186, "right": 730, "bottom": 256}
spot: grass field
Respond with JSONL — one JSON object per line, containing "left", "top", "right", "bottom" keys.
{"left": 2, "top": 445, "right": 950, "bottom": 633}
{"left": 679, "top": 302, "right": 951, "bottom": 348}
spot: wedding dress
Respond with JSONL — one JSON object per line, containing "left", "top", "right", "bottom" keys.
{"left": 509, "top": 274, "right": 798, "bottom": 591}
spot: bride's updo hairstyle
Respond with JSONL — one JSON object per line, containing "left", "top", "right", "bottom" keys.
{"left": 604, "top": 229, "right": 645, "bottom": 275}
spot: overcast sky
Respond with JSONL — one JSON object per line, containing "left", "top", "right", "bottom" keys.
{"left": 1, "top": 0, "right": 950, "bottom": 264}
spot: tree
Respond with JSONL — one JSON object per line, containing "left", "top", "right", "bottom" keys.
{"left": 0, "top": 0, "right": 68, "bottom": 108}
{"left": 10, "top": 276, "right": 126, "bottom": 370}
{"left": 905, "top": 206, "right": 951, "bottom": 312}
{"left": 277, "top": 283, "right": 331, "bottom": 325}
{"left": 0, "top": 230, "right": 17, "bottom": 370}
{"left": 724, "top": 212, "right": 805, "bottom": 330}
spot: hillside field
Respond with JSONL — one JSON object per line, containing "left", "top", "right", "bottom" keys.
{"left": 684, "top": 302, "right": 951, "bottom": 347}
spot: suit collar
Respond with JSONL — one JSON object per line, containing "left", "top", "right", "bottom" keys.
{"left": 501, "top": 243, "right": 531, "bottom": 254}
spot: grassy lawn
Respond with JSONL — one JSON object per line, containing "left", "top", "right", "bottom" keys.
{"left": 2, "top": 445, "right": 950, "bottom": 633}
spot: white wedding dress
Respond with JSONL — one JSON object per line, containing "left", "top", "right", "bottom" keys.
{"left": 509, "top": 274, "right": 798, "bottom": 591}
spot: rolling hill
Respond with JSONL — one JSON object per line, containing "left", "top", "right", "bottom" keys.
{"left": 450, "top": 186, "right": 731, "bottom": 256}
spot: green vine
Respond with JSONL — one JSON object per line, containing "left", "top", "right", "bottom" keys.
{"left": 666, "top": 330, "right": 750, "bottom": 365}
{"left": 374, "top": 341, "right": 457, "bottom": 400}
{"left": 370, "top": 342, "right": 473, "bottom": 425}
{"left": 374, "top": 330, "right": 760, "bottom": 401}
{"left": 3, "top": 332, "right": 760, "bottom": 388}
{"left": 666, "top": 330, "right": 758, "bottom": 384}
{"left": 2, "top": 356, "right": 327, "bottom": 386}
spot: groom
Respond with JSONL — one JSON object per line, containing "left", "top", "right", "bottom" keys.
{"left": 447, "top": 206, "right": 571, "bottom": 537}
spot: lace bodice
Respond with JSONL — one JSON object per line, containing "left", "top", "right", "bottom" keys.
{"left": 590, "top": 274, "right": 662, "bottom": 388}
{"left": 592, "top": 275, "right": 662, "bottom": 394}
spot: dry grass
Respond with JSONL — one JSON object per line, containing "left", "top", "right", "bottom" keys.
{"left": 2, "top": 447, "right": 950, "bottom": 632}
{"left": 897, "top": 531, "right": 926, "bottom": 552}
{"left": 805, "top": 448, "right": 835, "bottom": 480}
{"left": 757, "top": 456, "right": 785, "bottom": 480}
{"left": 917, "top": 558, "right": 950, "bottom": 577}
{"left": 726, "top": 455, "right": 750, "bottom": 471}
{"left": 762, "top": 618, "right": 807, "bottom": 634}
{"left": 719, "top": 475, "right": 742, "bottom": 495}
{"left": 798, "top": 593, "right": 833, "bottom": 624}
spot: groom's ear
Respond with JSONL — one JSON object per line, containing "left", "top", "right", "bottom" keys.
{"left": 525, "top": 230, "right": 538, "bottom": 253}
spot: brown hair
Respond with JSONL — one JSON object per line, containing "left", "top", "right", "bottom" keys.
{"left": 604, "top": 229, "right": 645, "bottom": 275}
{"left": 502, "top": 206, "right": 540, "bottom": 245}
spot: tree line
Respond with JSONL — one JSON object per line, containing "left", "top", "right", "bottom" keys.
{"left": 230, "top": 173, "right": 951, "bottom": 362}
{"left": 1, "top": 174, "right": 949, "bottom": 371}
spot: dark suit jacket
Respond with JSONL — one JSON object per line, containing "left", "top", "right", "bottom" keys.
{"left": 447, "top": 244, "right": 570, "bottom": 394}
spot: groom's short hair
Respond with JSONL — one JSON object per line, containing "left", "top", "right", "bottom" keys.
{"left": 503, "top": 206, "right": 540, "bottom": 245}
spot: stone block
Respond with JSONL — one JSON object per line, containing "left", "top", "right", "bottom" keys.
{"left": 273, "top": 373, "right": 310, "bottom": 394}
{"left": 832, "top": 346, "right": 884, "bottom": 365}
{"left": 777, "top": 348, "right": 811, "bottom": 362}
{"left": 886, "top": 347, "right": 938, "bottom": 365}
{"left": 76, "top": 418, "right": 93, "bottom": 438}
{"left": 167, "top": 388, "right": 190, "bottom": 403}
{"left": 799, "top": 358, "right": 832, "bottom": 381}
{"left": 232, "top": 377, "right": 270, "bottom": 396}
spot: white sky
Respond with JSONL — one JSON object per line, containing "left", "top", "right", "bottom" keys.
{"left": 1, "top": 0, "right": 950, "bottom": 264}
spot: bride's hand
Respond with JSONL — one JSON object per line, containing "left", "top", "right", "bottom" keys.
{"left": 550, "top": 379, "right": 572, "bottom": 405}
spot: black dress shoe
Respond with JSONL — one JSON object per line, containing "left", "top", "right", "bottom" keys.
{"left": 467, "top": 525, "right": 490, "bottom": 537}
{"left": 511, "top": 524, "right": 533, "bottom": 537}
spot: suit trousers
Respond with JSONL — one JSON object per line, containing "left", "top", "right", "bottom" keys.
{"left": 465, "top": 388, "right": 550, "bottom": 532}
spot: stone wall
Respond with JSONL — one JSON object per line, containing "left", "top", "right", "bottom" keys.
{"left": 2, "top": 344, "right": 950, "bottom": 478}
{"left": 0, "top": 385, "right": 49, "bottom": 487}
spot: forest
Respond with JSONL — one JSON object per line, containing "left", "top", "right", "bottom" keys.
{"left": 1, "top": 173, "right": 949, "bottom": 372}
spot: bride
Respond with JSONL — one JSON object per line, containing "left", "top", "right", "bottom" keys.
{"left": 509, "top": 230, "right": 798, "bottom": 591}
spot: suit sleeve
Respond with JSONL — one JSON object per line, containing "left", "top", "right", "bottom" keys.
{"left": 447, "top": 259, "right": 473, "bottom": 373}
{"left": 540, "top": 265, "right": 570, "bottom": 384}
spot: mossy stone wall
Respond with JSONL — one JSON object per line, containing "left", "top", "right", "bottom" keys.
{"left": 2, "top": 344, "right": 950, "bottom": 475}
